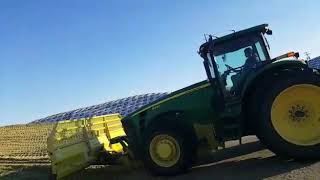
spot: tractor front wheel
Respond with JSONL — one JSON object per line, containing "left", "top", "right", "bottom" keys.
{"left": 143, "top": 129, "right": 192, "bottom": 175}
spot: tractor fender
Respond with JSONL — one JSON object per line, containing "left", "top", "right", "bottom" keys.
{"left": 241, "top": 60, "right": 308, "bottom": 99}
{"left": 143, "top": 111, "right": 198, "bottom": 145}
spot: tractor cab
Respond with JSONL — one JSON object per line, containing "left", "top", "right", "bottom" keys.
{"left": 199, "top": 24, "right": 272, "bottom": 100}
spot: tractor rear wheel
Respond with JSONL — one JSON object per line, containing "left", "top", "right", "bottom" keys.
{"left": 143, "top": 129, "right": 193, "bottom": 175}
{"left": 256, "top": 71, "right": 320, "bottom": 159}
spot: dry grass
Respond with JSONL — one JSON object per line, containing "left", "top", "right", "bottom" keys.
{"left": 0, "top": 124, "right": 53, "bottom": 161}
{"left": 0, "top": 165, "right": 15, "bottom": 176}
{"left": 0, "top": 124, "right": 53, "bottom": 179}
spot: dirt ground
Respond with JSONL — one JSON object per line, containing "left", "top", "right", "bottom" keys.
{"left": 1, "top": 136, "right": 319, "bottom": 180}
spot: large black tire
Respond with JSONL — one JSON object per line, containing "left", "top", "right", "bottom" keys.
{"left": 254, "top": 70, "right": 320, "bottom": 159}
{"left": 143, "top": 129, "right": 193, "bottom": 175}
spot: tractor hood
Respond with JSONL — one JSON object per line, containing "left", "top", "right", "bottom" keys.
{"left": 123, "top": 80, "right": 210, "bottom": 119}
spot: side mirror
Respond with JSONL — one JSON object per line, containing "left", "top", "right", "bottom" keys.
{"left": 266, "top": 29, "right": 272, "bottom": 35}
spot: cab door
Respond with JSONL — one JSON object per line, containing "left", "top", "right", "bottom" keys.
{"left": 202, "top": 53, "right": 225, "bottom": 112}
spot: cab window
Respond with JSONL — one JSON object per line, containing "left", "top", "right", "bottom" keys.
{"left": 255, "top": 42, "right": 266, "bottom": 61}
{"left": 213, "top": 35, "right": 267, "bottom": 96}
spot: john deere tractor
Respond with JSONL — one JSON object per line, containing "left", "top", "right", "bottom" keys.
{"left": 121, "top": 24, "right": 320, "bottom": 175}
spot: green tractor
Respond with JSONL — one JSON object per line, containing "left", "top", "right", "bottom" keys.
{"left": 121, "top": 24, "right": 320, "bottom": 175}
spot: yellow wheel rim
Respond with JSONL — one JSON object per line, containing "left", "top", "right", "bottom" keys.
{"left": 271, "top": 84, "right": 320, "bottom": 146}
{"left": 149, "top": 134, "right": 180, "bottom": 167}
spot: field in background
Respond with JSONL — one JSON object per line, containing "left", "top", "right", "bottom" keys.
{"left": 0, "top": 124, "right": 53, "bottom": 164}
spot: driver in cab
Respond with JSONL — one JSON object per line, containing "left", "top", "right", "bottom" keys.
{"left": 242, "top": 47, "right": 259, "bottom": 75}
{"left": 231, "top": 47, "right": 259, "bottom": 95}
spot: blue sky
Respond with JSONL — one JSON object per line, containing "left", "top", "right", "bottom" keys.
{"left": 0, "top": 0, "right": 319, "bottom": 125}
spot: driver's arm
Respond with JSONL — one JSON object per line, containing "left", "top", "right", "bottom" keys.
{"left": 243, "top": 56, "right": 258, "bottom": 73}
